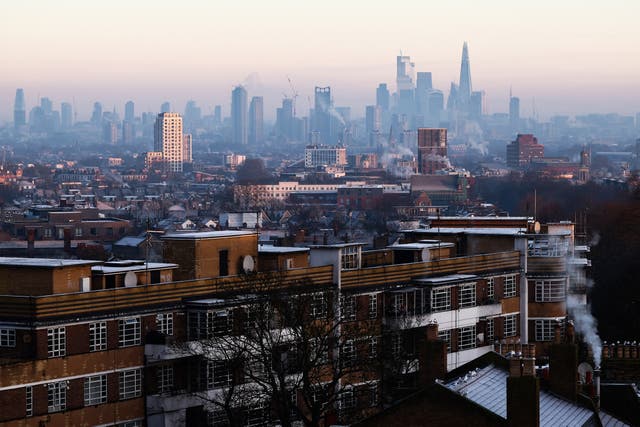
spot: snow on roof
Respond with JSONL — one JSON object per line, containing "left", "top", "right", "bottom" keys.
{"left": 162, "top": 230, "right": 256, "bottom": 240}
{"left": 92, "top": 262, "right": 178, "bottom": 274}
{"left": 114, "top": 236, "right": 145, "bottom": 247}
{"left": 258, "top": 244, "right": 309, "bottom": 254}
{"left": 388, "top": 242, "right": 455, "bottom": 250}
{"left": 0, "top": 257, "right": 99, "bottom": 268}
{"left": 414, "top": 274, "right": 477, "bottom": 285}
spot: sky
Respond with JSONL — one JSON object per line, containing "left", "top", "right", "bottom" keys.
{"left": 1, "top": 0, "right": 639, "bottom": 122}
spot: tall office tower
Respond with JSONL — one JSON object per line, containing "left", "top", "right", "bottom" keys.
{"left": 416, "top": 72, "right": 433, "bottom": 115}
{"left": 365, "top": 105, "right": 381, "bottom": 134}
{"left": 231, "top": 85, "right": 248, "bottom": 146}
{"left": 417, "top": 128, "right": 449, "bottom": 174}
{"left": 182, "top": 134, "right": 193, "bottom": 164}
{"left": 60, "top": 102, "right": 73, "bottom": 129}
{"left": 13, "top": 89, "right": 26, "bottom": 129}
{"left": 102, "top": 121, "right": 118, "bottom": 144}
{"left": 154, "top": 112, "right": 186, "bottom": 172}
{"left": 397, "top": 55, "right": 416, "bottom": 115}
{"left": 470, "top": 91, "right": 485, "bottom": 120}
{"left": 124, "top": 101, "right": 135, "bottom": 122}
{"left": 510, "top": 95, "right": 520, "bottom": 131}
{"left": 214, "top": 105, "right": 222, "bottom": 125}
{"left": 376, "top": 83, "right": 390, "bottom": 111}
{"left": 313, "top": 86, "right": 332, "bottom": 144}
{"left": 184, "top": 100, "right": 201, "bottom": 131}
{"left": 122, "top": 120, "right": 135, "bottom": 144}
{"left": 40, "top": 97, "right": 53, "bottom": 115}
{"left": 457, "top": 42, "right": 473, "bottom": 112}
{"left": 277, "top": 98, "right": 294, "bottom": 140}
{"left": 91, "top": 102, "right": 103, "bottom": 125}
{"left": 160, "top": 102, "right": 171, "bottom": 114}
{"left": 248, "top": 96, "right": 264, "bottom": 145}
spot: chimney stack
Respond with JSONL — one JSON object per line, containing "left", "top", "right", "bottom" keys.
{"left": 507, "top": 353, "right": 539, "bottom": 427}
{"left": 63, "top": 228, "right": 72, "bottom": 253}
{"left": 26, "top": 228, "right": 35, "bottom": 256}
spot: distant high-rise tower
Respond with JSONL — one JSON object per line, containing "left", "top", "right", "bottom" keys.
{"left": 125, "top": 101, "right": 135, "bottom": 122}
{"left": 160, "top": 102, "right": 171, "bottom": 114}
{"left": 313, "top": 86, "right": 332, "bottom": 144}
{"left": 182, "top": 134, "right": 193, "bottom": 165}
{"left": 61, "top": 102, "right": 73, "bottom": 129}
{"left": 154, "top": 113, "right": 186, "bottom": 172}
{"left": 40, "top": 98, "right": 53, "bottom": 115}
{"left": 416, "top": 72, "right": 433, "bottom": 115}
{"left": 103, "top": 121, "right": 118, "bottom": 144}
{"left": 417, "top": 128, "right": 449, "bottom": 174}
{"left": 248, "top": 96, "right": 264, "bottom": 145}
{"left": 397, "top": 55, "right": 416, "bottom": 115}
{"left": 231, "top": 86, "right": 248, "bottom": 146}
{"left": 376, "top": 83, "right": 390, "bottom": 111}
{"left": 14, "top": 89, "right": 26, "bottom": 129}
{"left": 458, "top": 42, "right": 473, "bottom": 112}
{"left": 214, "top": 105, "right": 222, "bottom": 125}
{"left": 91, "top": 102, "right": 103, "bottom": 125}
{"left": 509, "top": 94, "right": 520, "bottom": 131}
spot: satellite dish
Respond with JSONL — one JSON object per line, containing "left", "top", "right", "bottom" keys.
{"left": 534, "top": 221, "right": 541, "bottom": 234}
{"left": 421, "top": 248, "right": 430, "bottom": 262}
{"left": 124, "top": 271, "right": 137, "bottom": 287}
{"left": 242, "top": 255, "right": 255, "bottom": 273}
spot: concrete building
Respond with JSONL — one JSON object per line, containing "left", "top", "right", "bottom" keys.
{"left": 248, "top": 96, "right": 264, "bottom": 145}
{"left": 304, "top": 144, "right": 347, "bottom": 168}
{"left": 506, "top": 134, "right": 545, "bottom": 168}
{"left": 231, "top": 85, "right": 248, "bottom": 146}
{"left": 417, "top": 128, "right": 449, "bottom": 174}
{"left": 152, "top": 112, "right": 187, "bottom": 172}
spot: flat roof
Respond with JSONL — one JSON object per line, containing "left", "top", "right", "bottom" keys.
{"left": 388, "top": 242, "right": 455, "bottom": 250}
{"left": 258, "top": 244, "right": 309, "bottom": 254}
{"left": 309, "top": 242, "right": 365, "bottom": 249}
{"left": 162, "top": 230, "right": 256, "bottom": 240}
{"left": 92, "top": 262, "right": 178, "bottom": 274}
{"left": 414, "top": 274, "right": 477, "bottom": 285}
{"left": 405, "top": 227, "right": 528, "bottom": 236}
{"left": 0, "top": 257, "right": 99, "bottom": 268}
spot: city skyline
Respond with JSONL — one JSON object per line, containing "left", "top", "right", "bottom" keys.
{"left": 1, "top": 1, "right": 640, "bottom": 122}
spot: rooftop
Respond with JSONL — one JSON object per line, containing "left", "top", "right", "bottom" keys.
{"left": 162, "top": 230, "right": 256, "bottom": 240}
{"left": 258, "top": 244, "right": 309, "bottom": 254}
{"left": 92, "top": 262, "right": 178, "bottom": 274}
{"left": 0, "top": 257, "right": 99, "bottom": 268}
{"left": 414, "top": 274, "right": 477, "bottom": 285}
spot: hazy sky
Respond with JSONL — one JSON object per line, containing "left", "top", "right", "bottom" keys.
{"left": 2, "top": 0, "right": 639, "bottom": 122}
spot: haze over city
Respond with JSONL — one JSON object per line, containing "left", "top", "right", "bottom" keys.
{"left": 2, "top": 0, "right": 640, "bottom": 121}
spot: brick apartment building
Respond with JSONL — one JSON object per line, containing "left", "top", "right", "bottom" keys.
{"left": 0, "top": 220, "right": 588, "bottom": 426}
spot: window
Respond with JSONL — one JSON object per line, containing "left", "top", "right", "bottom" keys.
{"left": 340, "top": 294, "right": 356, "bottom": 321}
{"left": 535, "top": 279, "right": 566, "bottom": 302}
{"left": 25, "top": 386, "right": 33, "bottom": 417}
{"left": 458, "top": 283, "right": 476, "bottom": 308}
{"left": 157, "top": 365, "right": 173, "bottom": 394}
{"left": 245, "top": 405, "right": 268, "bottom": 427}
{"left": 119, "top": 369, "right": 142, "bottom": 399}
{"left": 157, "top": 313, "right": 174, "bottom": 335}
{"left": 486, "top": 277, "right": 495, "bottom": 300}
{"left": 47, "top": 327, "right": 66, "bottom": 357}
{"left": 207, "top": 410, "right": 230, "bottom": 427}
{"left": 438, "top": 329, "right": 451, "bottom": 353}
{"left": 119, "top": 318, "right": 141, "bottom": 347}
{"left": 47, "top": 381, "right": 66, "bottom": 412}
{"left": 75, "top": 227, "right": 82, "bottom": 237}
{"left": 206, "top": 360, "right": 232, "bottom": 388}
{"left": 391, "top": 292, "right": 407, "bottom": 316}
{"left": 368, "top": 294, "right": 378, "bottom": 319}
{"left": 486, "top": 318, "right": 495, "bottom": 343}
{"left": 0, "top": 328, "right": 16, "bottom": 347}
{"left": 535, "top": 319, "right": 563, "bottom": 342}
{"left": 369, "top": 336, "right": 379, "bottom": 359}
{"left": 310, "top": 337, "right": 328, "bottom": 365}
{"left": 310, "top": 292, "right": 326, "bottom": 320}
{"left": 504, "top": 314, "right": 517, "bottom": 337}
{"left": 89, "top": 322, "right": 107, "bottom": 352}
{"left": 84, "top": 375, "right": 107, "bottom": 405}
{"left": 369, "top": 383, "right": 378, "bottom": 407}
{"left": 503, "top": 275, "right": 517, "bottom": 297}
{"left": 341, "top": 245, "right": 359, "bottom": 270}
{"left": 341, "top": 340, "right": 356, "bottom": 368}
{"left": 458, "top": 326, "right": 477, "bottom": 351}
{"left": 431, "top": 287, "right": 451, "bottom": 312}
{"left": 391, "top": 334, "right": 403, "bottom": 358}
{"left": 338, "top": 389, "right": 356, "bottom": 419}
{"left": 219, "top": 250, "right": 229, "bottom": 276}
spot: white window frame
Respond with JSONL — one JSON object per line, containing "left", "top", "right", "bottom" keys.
{"left": 458, "top": 326, "right": 477, "bottom": 351}
{"left": 340, "top": 294, "right": 356, "bottom": 321}
{"left": 534, "top": 279, "right": 566, "bottom": 302}
{"left": 341, "top": 245, "right": 360, "bottom": 270}
{"left": 486, "top": 318, "right": 495, "bottom": 343}
{"left": 458, "top": 283, "right": 476, "bottom": 308}
{"left": 310, "top": 337, "right": 329, "bottom": 365}
{"left": 157, "top": 365, "right": 174, "bottom": 394}
{"left": 47, "top": 327, "right": 66, "bottom": 358}
{"left": 368, "top": 294, "right": 378, "bottom": 319}
{"left": 118, "top": 317, "right": 141, "bottom": 347}
{"left": 207, "top": 360, "right": 232, "bottom": 389}
{"left": 310, "top": 292, "right": 327, "bottom": 320}
{"left": 157, "top": 313, "right": 174, "bottom": 335}
{"left": 486, "top": 277, "right": 495, "bottom": 300}
{"left": 535, "top": 319, "right": 562, "bottom": 342}
{"left": 369, "top": 383, "right": 378, "bottom": 407}
{"left": 368, "top": 336, "right": 378, "bottom": 359}
{"left": 89, "top": 322, "right": 107, "bottom": 352}
{"left": 47, "top": 381, "right": 66, "bottom": 413}
{"left": 438, "top": 329, "right": 451, "bottom": 353}
{"left": 504, "top": 314, "right": 517, "bottom": 337}
{"left": 341, "top": 339, "right": 356, "bottom": 368}
{"left": 84, "top": 374, "right": 107, "bottom": 405}
{"left": 503, "top": 275, "right": 517, "bottom": 298}
{"left": 0, "top": 328, "right": 16, "bottom": 347}
{"left": 119, "top": 368, "right": 142, "bottom": 400}
{"left": 431, "top": 287, "right": 451, "bottom": 312}
{"left": 25, "top": 386, "right": 33, "bottom": 417}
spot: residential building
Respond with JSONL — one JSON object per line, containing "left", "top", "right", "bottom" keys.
{"left": 506, "top": 134, "right": 545, "bottom": 168}
{"left": 304, "top": 144, "right": 347, "bottom": 168}
{"left": 417, "top": 128, "right": 449, "bottom": 174}
{"left": 152, "top": 112, "right": 188, "bottom": 173}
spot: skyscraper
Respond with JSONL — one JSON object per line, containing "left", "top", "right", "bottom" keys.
{"left": 417, "top": 128, "right": 448, "bottom": 174}
{"left": 91, "top": 102, "right": 103, "bottom": 125}
{"left": 61, "top": 102, "right": 73, "bottom": 129}
{"left": 125, "top": 101, "right": 135, "bottom": 122}
{"left": 313, "top": 86, "right": 332, "bottom": 144}
{"left": 154, "top": 113, "right": 186, "bottom": 172}
{"left": 13, "top": 89, "right": 26, "bottom": 129}
{"left": 457, "top": 42, "right": 473, "bottom": 112}
{"left": 231, "top": 86, "right": 248, "bottom": 146}
{"left": 376, "top": 84, "right": 390, "bottom": 111}
{"left": 397, "top": 55, "right": 416, "bottom": 115}
{"left": 416, "top": 72, "right": 433, "bottom": 115}
{"left": 248, "top": 96, "right": 264, "bottom": 145}
{"left": 510, "top": 94, "right": 520, "bottom": 131}
{"left": 160, "top": 102, "right": 171, "bottom": 114}
{"left": 214, "top": 105, "right": 222, "bottom": 126}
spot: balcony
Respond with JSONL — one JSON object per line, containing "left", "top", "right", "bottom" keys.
{"left": 384, "top": 303, "right": 502, "bottom": 330}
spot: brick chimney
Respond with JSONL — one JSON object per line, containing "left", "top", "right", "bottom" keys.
{"left": 419, "top": 321, "right": 447, "bottom": 385}
{"left": 26, "top": 228, "right": 35, "bottom": 256}
{"left": 507, "top": 353, "right": 540, "bottom": 427}
{"left": 549, "top": 341, "right": 579, "bottom": 402}
{"left": 63, "top": 228, "right": 72, "bottom": 253}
